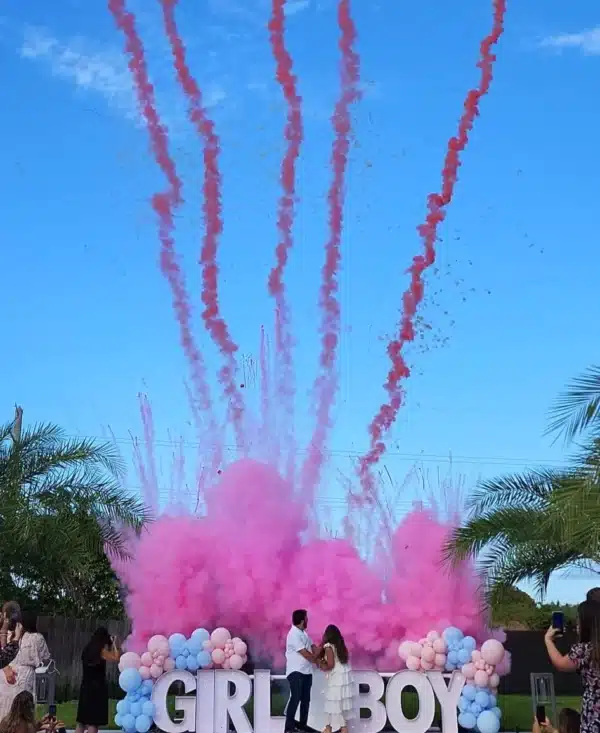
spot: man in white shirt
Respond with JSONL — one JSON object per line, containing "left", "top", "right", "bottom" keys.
{"left": 285, "top": 609, "right": 317, "bottom": 733}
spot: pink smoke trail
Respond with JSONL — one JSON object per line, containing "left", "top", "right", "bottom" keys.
{"left": 267, "top": 0, "right": 304, "bottom": 475}
{"left": 108, "top": 0, "right": 216, "bottom": 444}
{"left": 358, "top": 0, "right": 507, "bottom": 500}
{"left": 301, "top": 0, "right": 360, "bottom": 499}
{"left": 160, "top": 0, "right": 246, "bottom": 451}
{"left": 138, "top": 393, "right": 159, "bottom": 511}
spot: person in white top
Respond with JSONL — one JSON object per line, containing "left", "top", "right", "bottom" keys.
{"left": 285, "top": 610, "right": 318, "bottom": 733}
{"left": 317, "top": 624, "right": 356, "bottom": 733}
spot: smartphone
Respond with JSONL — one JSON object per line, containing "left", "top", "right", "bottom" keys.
{"left": 48, "top": 704, "right": 57, "bottom": 721}
{"left": 552, "top": 611, "right": 565, "bottom": 634}
{"left": 536, "top": 705, "right": 546, "bottom": 724}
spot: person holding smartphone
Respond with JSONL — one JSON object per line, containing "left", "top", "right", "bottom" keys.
{"left": 545, "top": 600, "right": 600, "bottom": 733}
{"left": 75, "top": 628, "right": 120, "bottom": 733}
{"left": 0, "top": 605, "right": 23, "bottom": 671}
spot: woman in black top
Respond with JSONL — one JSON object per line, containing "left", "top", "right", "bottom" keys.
{"left": 75, "top": 629, "right": 120, "bottom": 733}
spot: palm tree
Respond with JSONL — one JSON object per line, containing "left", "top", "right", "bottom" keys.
{"left": 445, "top": 365, "right": 600, "bottom": 597}
{"left": 0, "top": 414, "right": 150, "bottom": 609}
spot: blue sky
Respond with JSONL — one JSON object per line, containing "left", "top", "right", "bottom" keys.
{"left": 1, "top": 0, "right": 599, "bottom": 603}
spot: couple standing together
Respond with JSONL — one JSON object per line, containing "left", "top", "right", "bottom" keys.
{"left": 285, "top": 610, "right": 356, "bottom": 733}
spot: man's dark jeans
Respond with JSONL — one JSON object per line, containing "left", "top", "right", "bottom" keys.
{"left": 285, "top": 672, "right": 312, "bottom": 732}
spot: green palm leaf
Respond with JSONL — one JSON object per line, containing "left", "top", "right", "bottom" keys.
{"left": 546, "top": 365, "right": 600, "bottom": 443}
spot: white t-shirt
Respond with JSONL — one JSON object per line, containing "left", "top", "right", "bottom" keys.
{"left": 285, "top": 625, "right": 313, "bottom": 676}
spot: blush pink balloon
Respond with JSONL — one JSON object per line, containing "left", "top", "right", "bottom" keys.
{"left": 119, "top": 652, "right": 141, "bottom": 672}
{"left": 211, "top": 628, "right": 231, "bottom": 649}
{"left": 433, "top": 638, "right": 447, "bottom": 654}
{"left": 422, "top": 647, "right": 435, "bottom": 663}
{"left": 462, "top": 663, "right": 476, "bottom": 679}
{"left": 229, "top": 654, "right": 244, "bottom": 670}
{"left": 150, "top": 664, "right": 163, "bottom": 679}
{"left": 476, "top": 660, "right": 486, "bottom": 670}
{"left": 474, "top": 670, "right": 489, "bottom": 687}
{"left": 434, "top": 654, "right": 446, "bottom": 669}
{"left": 426, "top": 631, "right": 440, "bottom": 643}
{"left": 225, "top": 649, "right": 234, "bottom": 658}
{"left": 471, "top": 650, "right": 482, "bottom": 663}
{"left": 421, "top": 660, "right": 434, "bottom": 671}
{"left": 418, "top": 638, "right": 428, "bottom": 646}
{"left": 164, "top": 658, "right": 175, "bottom": 672}
{"left": 240, "top": 655, "right": 248, "bottom": 665}
{"left": 222, "top": 659, "right": 231, "bottom": 669}
{"left": 481, "top": 639, "right": 505, "bottom": 666}
{"left": 398, "top": 642, "right": 412, "bottom": 661}
{"left": 141, "top": 653, "right": 153, "bottom": 667}
{"left": 406, "top": 655, "right": 421, "bottom": 671}
{"left": 139, "top": 666, "right": 151, "bottom": 680}
{"left": 233, "top": 640, "right": 248, "bottom": 657}
{"left": 212, "top": 649, "right": 226, "bottom": 665}
{"left": 155, "top": 655, "right": 165, "bottom": 666}
{"left": 489, "top": 672, "right": 500, "bottom": 688}
{"left": 203, "top": 641, "right": 214, "bottom": 651}
{"left": 148, "top": 635, "right": 170, "bottom": 657}
{"left": 485, "top": 664, "right": 495, "bottom": 675}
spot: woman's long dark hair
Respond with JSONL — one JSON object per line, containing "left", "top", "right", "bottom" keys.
{"left": 82, "top": 627, "right": 112, "bottom": 665}
{"left": 0, "top": 691, "right": 35, "bottom": 733}
{"left": 20, "top": 610, "right": 37, "bottom": 634}
{"left": 323, "top": 625, "right": 349, "bottom": 665}
{"left": 578, "top": 600, "right": 600, "bottom": 666}
{"left": 558, "top": 708, "right": 580, "bottom": 733}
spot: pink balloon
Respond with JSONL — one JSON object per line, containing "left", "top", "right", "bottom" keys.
{"left": 212, "top": 649, "right": 226, "bottom": 665}
{"left": 119, "top": 652, "right": 141, "bottom": 672}
{"left": 406, "top": 655, "right": 421, "bottom": 671}
{"left": 164, "top": 658, "right": 175, "bottom": 672}
{"left": 476, "top": 660, "right": 486, "bottom": 670}
{"left": 203, "top": 641, "right": 214, "bottom": 651}
{"left": 229, "top": 654, "right": 244, "bottom": 670}
{"left": 411, "top": 643, "right": 423, "bottom": 658}
{"left": 422, "top": 647, "right": 435, "bottom": 663}
{"left": 225, "top": 649, "right": 234, "bottom": 658}
{"left": 148, "top": 635, "right": 170, "bottom": 657}
{"left": 141, "top": 653, "right": 153, "bottom": 667}
{"left": 156, "top": 655, "right": 165, "bottom": 666}
{"left": 432, "top": 638, "right": 447, "bottom": 654}
{"left": 489, "top": 672, "right": 500, "bottom": 688}
{"left": 211, "top": 628, "right": 231, "bottom": 649}
{"left": 233, "top": 640, "right": 247, "bottom": 657}
{"left": 485, "top": 664, "right": 495, "bottom": 675}
{"left": 471, "top": 650, "right": 482, "bottom": 662}
{"left": 481, "top": 639, "right": 505, "bottom": 666}
{"left": 398, "top": 642, "right": 412, "bottom": 661}
{"left": 426, "top": 631, "right": 440, "bottom": 643}
{"left": 139, "top": 666, "right": 151, "bottom": 680}
{"left": 474, "top": 670, "right": 489, "bottom": 687}
{"left": 421, "top": 660, "right": 434, "bottom": 671}
{"left": 240, "top": 655, "right": 248, "bottom": 665}
{"left": 434, "top": 654, "right": 446, "bottom": 669}
{"left": 150, "top": 664, "right": 163, "bottom": 679}
{"left": 222, "top": 659, "right": 231, "bottom": 669}
{"left": 418, "top": 638, "right": 428, "bottom": 646}
{"left": 462, "top": 663, "right": 476, "bottom": 679}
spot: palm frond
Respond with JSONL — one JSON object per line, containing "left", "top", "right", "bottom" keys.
{"left": 546, "top": 365, "right": 600, "bottom": 444}
{"left": 464, "top": 469, "right": 558, "bottom": 516}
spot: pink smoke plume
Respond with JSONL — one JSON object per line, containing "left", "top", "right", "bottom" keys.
{"left": 268, "top": 0, "right": 303, "bottom": 476}
{"left": 160, "top": 0, "right": 246, "bottom": 451}
{"left": 301, "top": 0, "right": 361, "bottom": 501}
{"left": 358, "top": 0, "right": 507, "bottom": 500}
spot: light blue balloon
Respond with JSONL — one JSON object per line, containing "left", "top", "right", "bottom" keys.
{"left": 192, "top": 628, "right": 210, "bottom": 643}
{"left": 458, "top": 697, "right": 469, "bottom": 713}
{"left": 116, "top": 700, "right": 129, "bottom": 715}
{"left": 141, "top": 680, "right": 154, "bottom": 695}
{"left": 470, "top": 702, "right": 482, "bottom": 716}
{"left": 141, "top": 701, "right": 155, "bottom": 718}
{"left": 182, "top": 648, "right": 190, "bottom": 658}
{"left": 122, "top": 714, "right": 136, "bottom": 733}
{"left": 443, "top": 627, "right": 464, "bottom": 644}
{"left": 175, "top": 654, "right": 188, "bottom": 670}
{"left": 187, "top": 635, "right": 204, "bottom": 655}
{"left": 491, "top": 707, "right": 502, "bottom": 720}
{"left": 463, "top": 636, "right": 477, "bottom": 652}
{"left": 119, "top": 668, "right": 142, "bottom": 694}
{"left": 463, "top": 684, "right": 477, "bottom": 701}
{"left": 129, "top": 702, "right": 143, "bottom": 717}
{"left": 448, "top": 650, "right": 459, "bottom": 665}
{"left": 135, "top": 714, "right": 152, "bottom": 733}
{"left": 477, "top": 710, "right": 501, "bottom": 733}
{"left": 115, "top": 714, "right": 123, "bottom": 728}
{"left": 488, "top": 695, "right": 497, "bottom": 708}
{"left": 475, "top": 691, "right": 490, "bottom": 708}
{"left": 197, "top": 650, "right": 211, "bottom": 668}
{"left": 187, "top": 655, "right": 200, "bottom": 672}
{"left": 457, "top": 648, "right": 470, "bottom": 664}
{"left": 458, "top": 712, "right": 477, "bottom": 730}
{"left": 445, "top": 660, "right": 456, "bottom": 671}
{"left": 169, "top": 633, "right": 187, "bottom": 655}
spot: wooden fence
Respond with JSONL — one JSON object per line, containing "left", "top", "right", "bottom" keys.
{"left": 37, "top": 616, "right": 130, "bottom": 702}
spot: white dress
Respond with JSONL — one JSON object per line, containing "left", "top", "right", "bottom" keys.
{"left": 0, "top": 632, "right": 50, "bottom": 721}
{"left": 323, "top": 643, "right": 357, "bottom": 730}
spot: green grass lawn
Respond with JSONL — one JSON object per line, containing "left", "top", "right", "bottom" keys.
{"left": 42, "top": 694, "right": 581, "bottom": 731}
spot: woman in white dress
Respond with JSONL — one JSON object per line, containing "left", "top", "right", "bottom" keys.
{"left": 318, "top": 625, "right": 356, "bottom": 733}
{"left": 0, "top": 611, "right": 50, "bottom": 722}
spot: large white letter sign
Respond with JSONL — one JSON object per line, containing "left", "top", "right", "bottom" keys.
{"left": 253, "top": 670, "right": 285, "bottom": 733}
{"left": 350, "top": 671, "right": 386, "bottom": 733}
{"left": 153, "top": 670, "right": 197, "bottom": 733}
{"left": 214, "top": 671, "right": 253, "bottom": 733}
{"left": 428, "top": 672, "right": 465, "bottom": 733}
{"left": 386, "top": 671, "right": 435, "bottom": 733}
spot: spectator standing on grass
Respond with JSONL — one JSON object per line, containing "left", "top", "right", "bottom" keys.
{"left": 75, "top": 628, "right": 120, "bottom": 733}
{"left": 545, "top": 600, "right": 600, "bottom": 733}
{"left": 0, "top": 606, "right": 24, "bottom": 672}
{"left": 285, "top": 610, "right": 319, "bottom": 733}
{"left": 0, "top": 611, "right": 50, "bottom": 721}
